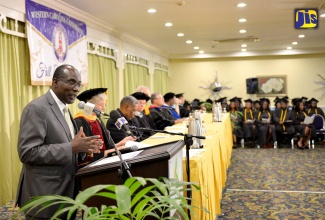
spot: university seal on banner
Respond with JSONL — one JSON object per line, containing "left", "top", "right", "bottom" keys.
{"left": 52, "top": 24, "right": 68, "bottom": 63}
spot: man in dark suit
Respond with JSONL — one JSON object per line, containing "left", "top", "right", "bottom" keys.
{"left": 106, "top": 96, "right": 143, "bottom": 143}
{"left": 16, "top": 65, "right": 103, "bottom": 219}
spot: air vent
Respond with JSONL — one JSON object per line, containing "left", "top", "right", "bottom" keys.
{"left": 213, "top": 37, "right": 260, "bottom": 44}
{"left": 319, "top": 3, "right": 325, "bottom": 10}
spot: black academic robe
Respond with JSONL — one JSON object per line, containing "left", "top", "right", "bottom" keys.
{"left": 294, "top": 110, "right": 316, "bottom": 138}
{"left": 106, "top": 109, "right": 144, "bottom": 143}
{"left": 307, "top": 107, "right": 325, "bottom": 118}
{"left": 255, "top": 110, "right": 276, "bottom": 146}
{"left": 229, "top": 111, "right": 244, "bottom": 138}
{"left": 134, "top": 112, "right": 155, "bottom": 140}
{"left": 149, "top": 106, "right": 175, "bottom": 130}
{"left": 179, "top": 105, "right": 190, "bottom": 118}
{"left": 273, "top": 108, "right": 295, "bottom": 145}
{"left": 242, "top": 109, "right": 256, "bottom": 139}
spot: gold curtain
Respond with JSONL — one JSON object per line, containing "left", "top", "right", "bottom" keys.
{"left": 153, "top": 69, "right": 169, "bottom": 95}
{"left": 0, "top": 22, "right": 118, "bottom": 205}
{"left": 123, "top": 63, "right": 149, "bottom": 96}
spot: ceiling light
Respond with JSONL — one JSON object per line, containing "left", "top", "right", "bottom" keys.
{"left": 165, "top": 22, "right": 173, "bottom": 27}
{"left": 239, "top": 18, "right": 246, "bottom": 23}
{"left": 194, "top": 46, "right": 199, "bottom": 50}
{"left": 292, "top": 42, "right": 298, "bottom": 45}
{"left": 186, "top": 40, "right": 192, "bottom": 44}
{"left": 199, "top": 50, "right": 204, "bottom": 54}
{"left": 287, "top": 47, "right": 292, "bottom": 50}
{"left": 177, "top": 33, "right": 184, "bottom": 37}
{"left": 147, "top": 9, "right": 156, "bottom": 13}
{"left": 237, "top": 3, "right": 246, "bottom": 7}
{"left": 241, "top": 44, "right": 247, "bottom": 47}
{"left": 320, "top": 13, "right": 325, "bottom": 18}
{"left": 239, "top": 29, "right": 246, "bottom": 33}
{"left": 241, "top": 49, "right": 247, "bottom": 52}
{"left": 298, "top": 34, "right": 305, "bottom": 38}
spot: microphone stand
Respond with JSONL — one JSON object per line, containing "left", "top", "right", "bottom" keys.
{"left": 129, "top": 126, "right": 205, "bottom": 218}
{"left": 96, "top": 112, "right": 132, "bottom": 183}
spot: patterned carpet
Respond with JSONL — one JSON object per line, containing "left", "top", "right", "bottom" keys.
{"left": 220, "top": 146, "right": 325, "bottom": 219}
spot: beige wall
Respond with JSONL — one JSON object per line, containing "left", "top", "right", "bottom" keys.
{"left": 169, "top": 53, "right": 325, "bottom": 106}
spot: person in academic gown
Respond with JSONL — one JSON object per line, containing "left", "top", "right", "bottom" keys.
{"left": 228, "top": 98, "right": 244, "bottom": 148}
{"left": 256, "top": 98, "right": 276, "bottom": 148}
{"left": 274, "top": 97, "right": 281, "bottom": 109}
{"left": 176, "top": 93, "right": 191, "bottom": 118}
{"left": 242, "top": 99, "right": 257, "bottom": 147}
{"left": 131, "top": 92, "right": 156, "bottom": 139}
{"left": 293, "top": 100, "right": 313, "bottom": 150}
{"left": 253, "top": 100, "right": 261, "bottom": 115}
{"left": 162, "top": 92, "right": 181, "bottom": 119}
{"left": 306, "top": 98, "right": 325, "bottom": 118}
{"left": 273, "top": 98, "right": 295, "bottom": 148}
{"left": 235, "top": 97, "right": 244, "bottom": 112}
{"left": 301, "top": 96, "right": 308, "bottom": 109}
{"left": 74, "top": 88, "right": 135, "bottom": 166}
{"left": 106, "top": 96, "right": 144, "bottom": 143}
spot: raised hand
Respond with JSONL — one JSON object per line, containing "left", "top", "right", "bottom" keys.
{"left": 71, "top": 127, "right": 103, "bottom": 154}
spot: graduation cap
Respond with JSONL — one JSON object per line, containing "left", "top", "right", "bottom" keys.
{"left": 229, "top": 97, "right": 241, "bottom": 103}
{"left": 244, "top": 99, "right": 253, "bottom": 103}
{"left": 291, "top": 98, "right": 301, "bottom": 106}
{"left": 175, "top": 93, "right": 184, "bottom": 98}
{"left": 163, "top": 92, "right": 176, "bottom": 102}
{"left": 77, "top": 88, "right": 107, "bottom": 102}
{"left": 280, "top": 97, "right": 289, "bottom": 103}
{"left": 308, "top": 98, "right": 319, "bottom": 103}
{"left": 131, "top": 92, "right": 150, "bottom": 102}
{"left": 206, "top": 98, "right": 213, "bottom": 104}
{"left": 274, "top": 96, "right": 280, "bottom": 103}
{"left": 253, "top": 100, "right": 261, "bottom": 104}
{"left": 216, "top": 97, "right": 226, "bottom": 103}
{"left": 259, "top": 98, "right": 270, "bottom": 104}
{"left": 301, "top": 96, "right": 308, "bottom": 101}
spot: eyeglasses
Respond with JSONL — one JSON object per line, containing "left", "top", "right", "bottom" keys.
{"left": 57, "top": 78, "right": 82, "bottom": 88}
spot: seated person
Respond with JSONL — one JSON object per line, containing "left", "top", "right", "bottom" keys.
{"left": 228, "top": 98, "right": 243, "bottom": 148}
{"left": 149, "top": 92, "right": 183, "bottom": 130}
{"left": 293, "top": 100, "right": 313, "bottom": 150}
{"left": 273, "top": 98, "right": 295, "bottom": 148}
{"left": 135, "top": 85, "right": 151, "bottom": 115}
{"left": 256, "top": 98, "right": 276, "bottom": 148}
{"left": 176, "top": 93, "right": 191, "bottom": 117}
{"left": 131, "top": 92, "right": 156, "bottom": 139}
{"left": 74, "top": 88, "right": 135, "bottom": 165}
{"left": 106, "top": 96, "right": 144, "bottom": 143}
{"left": 242, "top": 99, "right": 257, "bottom": 147}
{"left": 253, "top": 100, "right": 261, "bottom": 115}
{"left": 307, "top": 98, "right": 325, "bottom": 118}
{"left": 162, "top": 92, "right": 181, "bottom": 119}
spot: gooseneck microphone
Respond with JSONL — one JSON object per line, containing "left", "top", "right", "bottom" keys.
{"left": 106, "top": 145, "right": 138, "bottom": 157}
{"left": 78, "top": 101, "right": 109, "bottom": 117}
{"left": 109, "top": 110, "right": 137, "bottom": 139}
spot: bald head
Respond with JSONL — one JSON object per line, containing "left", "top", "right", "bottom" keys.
{"left": 135, "top": 85, "right": 151, "bottom": 97}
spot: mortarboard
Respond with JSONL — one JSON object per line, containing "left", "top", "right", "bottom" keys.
{"left": 244, "top": 99, "right": 253, "bottom": 103}
{"left": 308, "top": 98, "right": 319, "bottom": 103}
{"left": 77, "top": 88, "right": 107, "bottom": 102}
{"left": 175, "top": 93, "right": 184, "bottom": 98}
{"left": 131, "top": 92, "right": 150, "bottom": 102}
{"left": 163, "top": 92, "right": 176, "bottom": 102}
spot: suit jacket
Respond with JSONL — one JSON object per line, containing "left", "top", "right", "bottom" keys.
{"left": 16, "top": 90, "right": 79, "bottom": 218}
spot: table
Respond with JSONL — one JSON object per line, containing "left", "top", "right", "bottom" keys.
{"left": 142, "top": 113, "right": 233, "bottom": 220}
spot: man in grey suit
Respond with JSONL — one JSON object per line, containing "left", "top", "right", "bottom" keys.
{"left": 16, "top": 65, "right": 103, "bottom": 219}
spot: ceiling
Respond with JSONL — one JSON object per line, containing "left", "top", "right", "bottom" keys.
{"left": 62, "top": 0, "right": 325, "bottom": 58}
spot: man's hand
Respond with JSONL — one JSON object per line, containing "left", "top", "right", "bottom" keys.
{"left": 118, "top": 136, "right": 136, "bottom": 146}
{"left": 71, "top": 127, "right": 103, "bottom": 154}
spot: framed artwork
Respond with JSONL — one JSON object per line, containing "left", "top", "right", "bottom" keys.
{"left": 257, "top": 75, "right": 287, "bottom": 96}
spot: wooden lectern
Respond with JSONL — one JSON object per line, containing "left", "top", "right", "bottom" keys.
{"left": 76, "top": 140, "right": 184, "bottom": 208}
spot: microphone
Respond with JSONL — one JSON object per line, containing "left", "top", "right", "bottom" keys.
{"left": 110, "top": 110, "right": 137, "bottom": 139}
{"left": 78, "top": 101, "right": 109, "bottom": 117}
{"left": 106, "top": 145, "right": 138, "bottom": 157}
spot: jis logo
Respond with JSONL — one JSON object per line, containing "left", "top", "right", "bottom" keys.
{"left": 295, "top": 9, "right": 318, "bottom": 29}
{"left": 52, "top": 24, "right": 68, "bottom": 62}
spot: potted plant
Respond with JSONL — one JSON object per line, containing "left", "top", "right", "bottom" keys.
{"left": 14, "top": 177, "right": 208, "bottom": 219}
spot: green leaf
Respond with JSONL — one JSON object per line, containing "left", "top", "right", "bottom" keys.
{"left": 131, "top": 185, "right": 156, "bottom": 207}
{"left": 115, "top": 185, "right": 131, "bottom": 214}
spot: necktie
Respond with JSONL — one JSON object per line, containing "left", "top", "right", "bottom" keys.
{"left": 63, "top": 106, "right": 75, "bottom": 138}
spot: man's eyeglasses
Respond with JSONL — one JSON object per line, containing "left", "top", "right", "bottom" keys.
{"left": 57, "top": 78, "right": 82, "bottom": 88}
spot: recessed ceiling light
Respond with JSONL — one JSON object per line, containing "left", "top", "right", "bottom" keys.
{"left": 239, "top": 18, "right": 247, "bottom": 23}
{"left": 320, "top": 13, "right": 325, "bottom": 18}
{"left": 199, "top": 50, "right": 204, "bottom": 54}
{"left": 186, "top": 40, "right": 192, "bottom": 44}
{"left": 239, "top": 29, "right": 246, "bottom": 33}
{"left": 241, "top": 44, "right": 247, "bottom": 47}
{"left": 165, "top": 22, "right": 173, "bottom": 27}
{"left": 237, "top": 3, "right": 246, "bottom": 7}
{"left": 287, "top": 47, "right": 292, "bottom": 50}
{"left": 194, "top": 46, "right": 199, "bottom": 50}
{"left": 298, "top": 34, "right": 305, "bottom": 38}
{"left": 148, "top": 9, "right": 156, "bottom": 13}
{"left": 241, "top": 49, "right": 247, "bottom": 52}
{"left": 292, "top": 42, "right": 298, "bottom": 45}
{"left": 177, "top": 33, "right": 184, "bottom": 37}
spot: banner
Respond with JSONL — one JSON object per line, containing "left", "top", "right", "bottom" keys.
{"left": 25, "top": 0, "right": 88, "bottom": 85}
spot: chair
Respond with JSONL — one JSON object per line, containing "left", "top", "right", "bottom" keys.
{"left": 312, "top": 115, "right": 325, "bottom": 148}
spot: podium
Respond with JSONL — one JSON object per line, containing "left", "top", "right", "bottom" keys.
{"left": 76, "top": 140, "right": 184, "bottom": 208}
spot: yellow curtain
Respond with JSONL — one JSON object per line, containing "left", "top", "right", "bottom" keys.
{"left": 153, "top": 69, "right": 169, "bottom": 94}
{"left": 0, "top": 22, "right": 118, "bottom": 205}
{"left": 123, "top": 63, "right": 149, "bottom": 96}
{"left": 70, "top": 54, "right": 118, "bottom": 115}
